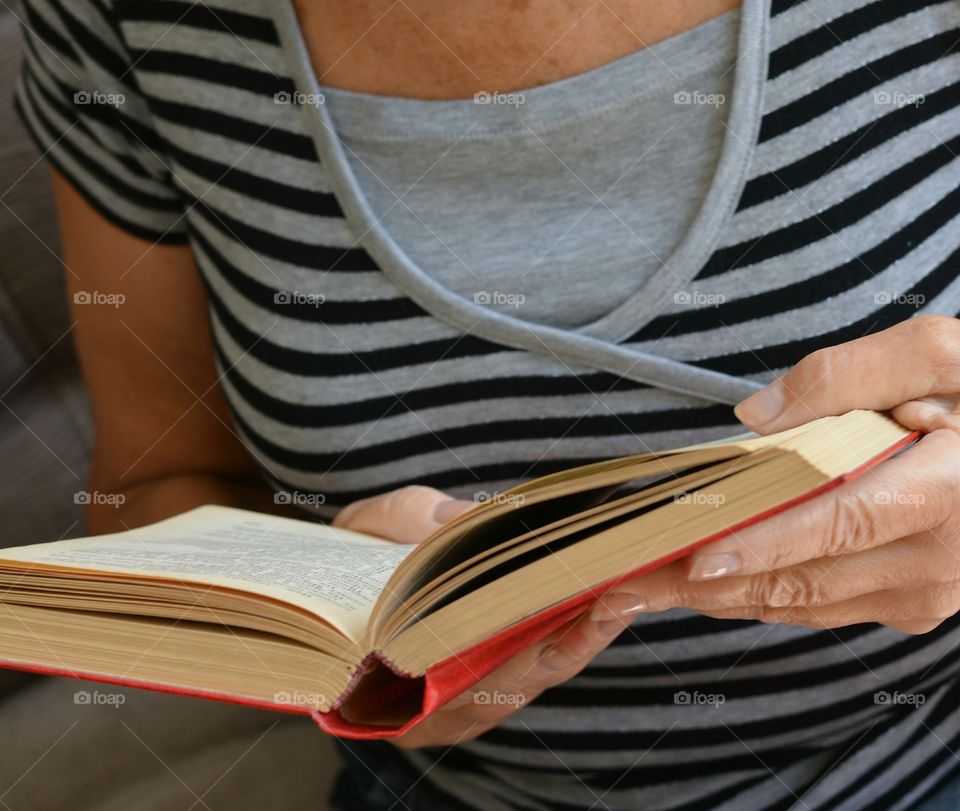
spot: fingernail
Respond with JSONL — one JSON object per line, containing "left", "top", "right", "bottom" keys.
{"left": 539, "top": 642, "right": 580, "bottom": 672}
{"left": 734, "top": 380, "right": 784, "bottom": 428}
{"left": 688, "top": 552, "right": 741, "bottom": 581}
{"left": 433, "top": 498, "right": 469, "bottom": 524}
{"left": 590, "top": 592, "right": 648, "bottom": 624}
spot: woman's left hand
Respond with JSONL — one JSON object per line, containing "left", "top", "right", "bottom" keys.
{"left": 595, "top": 315, "right": 960, "bottom": 635}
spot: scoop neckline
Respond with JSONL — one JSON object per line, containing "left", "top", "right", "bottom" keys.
{"left": 317, "top": 8, "right": 741, "bottom": 143}
{"left": 270, "top": 1, "right": 770, "bottom": 404}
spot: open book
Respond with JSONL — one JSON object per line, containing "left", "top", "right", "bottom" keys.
{"left": 0, "top": 411, "right": 916, "bottom": 738}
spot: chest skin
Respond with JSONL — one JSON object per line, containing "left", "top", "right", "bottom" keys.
{"left": 291, "top": 0, "right": 740, "bottom": 100}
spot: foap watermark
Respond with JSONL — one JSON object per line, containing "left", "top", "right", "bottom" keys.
{"left": 274, "top": 90, "right": 325, "bottom": 107}
{"left": 674, "top": 90, "right": 726, "bottom": 108}
{"left": 474, "top": 290, "right": 525, "bottom": 308}
{"left": 74, "top": 490, "right": 126, "bottom": 508}
{"left": 875, "top": 690, "right": 926, "bottom": 708}
{"left": 473, "top": 690, "right": 526, "bottom": 707}
{"left": 873, "top": 491, "right": 925, "bottom": 507}
{"left": 674, "top": 690, "right": 725, "bottom": 708}
{"left": 674, "top": 491, "right": 726, "bottom": 508}
{"left": 474, "top": 490, "right": 526, "bottom": 507}
{"left": 873, "top": 291, "right": 925, "bottom": 308}
{"left": 74, "top": 290, "right": 125, "bottom": 308}
{"left": 74, "top": 690, "right": 126, "bottom": 708}
{"left": 273, "top": 690, "right": 326, "bottom": 708}
{"left": 74, "top": 90, "right": 125, "bottom": 108}
{"left": 873, "top": 90, "right": 925, "bottom": 108}
{"left": 274, "top": 290, "right": 326, "bottom": 307}
{"left": 474, "top": 90, "right": 525, "bottom": 108}
{"left": 275, "top": 490, "right": 326, "bottom": 508}
{"left": 674, "top": 290, "right": 725, "bottom": 308}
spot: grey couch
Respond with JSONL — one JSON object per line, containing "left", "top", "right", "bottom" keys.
{"left": 0, "top": 9, "right": 339, "bottom": 809}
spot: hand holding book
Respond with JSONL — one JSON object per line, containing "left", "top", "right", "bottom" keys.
{"left": 655, "top": 316, "right": 960, "bottom": 636}
{"left": 602, "top": 431, "right": 960, "bottom": 635}
{"left": 332, "top": 485, "right": 642, "bottom": 748}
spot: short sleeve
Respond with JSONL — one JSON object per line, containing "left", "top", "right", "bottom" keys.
{"left": 13, "top": 0, "right": 187, "bottom": 243}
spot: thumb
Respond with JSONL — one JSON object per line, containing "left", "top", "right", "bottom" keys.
{"left": 333, "top": 485, "right": 474, "bottom": 544}
{"left": 733, "top": 316, "right": 960, "bottom": 433}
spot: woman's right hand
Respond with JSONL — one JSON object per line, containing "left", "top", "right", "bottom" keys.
{"left": 333, "top": 485, "right": 647, "bottom": 748}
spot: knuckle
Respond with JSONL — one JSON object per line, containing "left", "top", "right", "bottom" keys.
{"left": 927, "top": 550, "right": 960, "bottom": 588}
{"left": 925, "top": 586, "right": 960, "bottom": 621}
{"left": 927, "top": 426, "right": 960, "bottom": 457}
{"left": 761, "top": 571, "right": 824, "bottom": 608}
{"left": 754, "top": 606, "right": 795, "bottom": 625}
{"left": 825, "top": 492, "right": 877, "bottom": 555}
{"left": 754, "top": 530, "right": 799, "bottom": 572}
{"left": 922, "top": 433, "right": 960, "bottom": 507}
{"left": 384, "top": 485, "right": 439, "bottom": 513}
{"left": 744, "top": 607, "right": 770, "bottom": 623}
{"left": 792, "top": 348, "right": 835, "bottom": 391}
{"left": 496, "top": 669, "right": 533, "bottom": 697}
{"left": 396, "top": 484, "right": 435, "bottom": 502}
{"left": 913, "top": 315, "right": 960, "bottom": 389}
{"left": 904, "top": 619, "right": 945, "bottom": 635}
{"left": 914, "top": 313, "right": 960, "bottom": 346}
{"left": 744, "top": 577, "right": 772, "bottom": 607}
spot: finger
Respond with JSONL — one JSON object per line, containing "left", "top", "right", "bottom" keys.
{"left": 392, "top": 631, "right": 558, "bottom": 748}
{"left": 892, "top": 396, "right": 960, "bottom": 433}
{"left": 612, "top": 551, "right": 858, "bottom": 614}
{"left": 410, "top": 559, "right": 957, "bottom": 744}
{"left": 733, "top": 315, "right": 960, "bottom": 433}
{"left": 333, "top": 486, "right": 473, "bottom": 544}
{"left": 647, "top": 534, "right": 952, "bottom": 613}
{"left": 696, "top": 590, "right": 904, "bottom": 627}
{"left": 393, "top": 615, "right": 596, "bottom": 747}
{"left": 683, "top": 430, "right": 959, "bottom": 581}
{"left": 392, "top": 702, "right": 495, "bottom": 748}
{"left": 695, "top": 584, "right": 960, "bottom": 634}
{"left": 467, "top": 606, "right": 630, "bottom": 701}
{"left": 398, "top": 603, "right": 640, "bottom": 747}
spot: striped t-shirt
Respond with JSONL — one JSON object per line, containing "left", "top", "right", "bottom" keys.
{"left": 14, "top": 0, "right": 960, "bottom": 809}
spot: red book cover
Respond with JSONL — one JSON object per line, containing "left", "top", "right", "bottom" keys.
{"left": 0, "top": 431, "right": 919, "bottom": 739}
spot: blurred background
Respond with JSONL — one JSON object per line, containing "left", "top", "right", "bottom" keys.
{"left": 0, "top": 7, "right": 338, "bottom": 809}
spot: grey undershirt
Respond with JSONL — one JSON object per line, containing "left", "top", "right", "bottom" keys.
{"left": 321, "top": 10, "right": 739, "bottom": 328}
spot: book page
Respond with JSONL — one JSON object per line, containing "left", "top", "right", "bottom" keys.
{"left": 0, "top": 506, "right": 414, "bottom": 641}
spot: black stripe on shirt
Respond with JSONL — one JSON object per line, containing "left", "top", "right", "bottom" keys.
{"left": 743, "top": 79, "right": 960, "bottom": 210}
{"left": 700, "top": 129, "right": 960, "bottom": 277}
{"left": 767, "top": 0, "right": 950, "bottom": 80}
{"left": 112, "top": 0, "right": 280, "bottom": 45}
{"left": 759, "top": 28, "right": 960, "bottom": 144}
